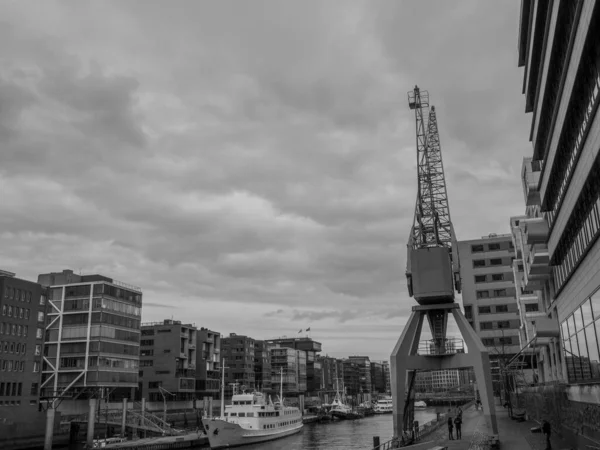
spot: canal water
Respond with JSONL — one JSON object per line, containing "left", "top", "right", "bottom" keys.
{"left": 239, "top": 408, "right": 441, "bottom": 450}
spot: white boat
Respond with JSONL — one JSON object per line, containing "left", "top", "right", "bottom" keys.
{"left": 373, "top": 397, "right": 393, "bottom": 414}
{"left": 202, "top": 367, "right": 303, "bottom": 449}
{"left": 414, "top": 400, "right": 428, "bottom": 409}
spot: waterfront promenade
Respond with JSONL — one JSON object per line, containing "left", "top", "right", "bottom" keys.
{"left": 420, "top": 404, "right": 571, "bottom": 450}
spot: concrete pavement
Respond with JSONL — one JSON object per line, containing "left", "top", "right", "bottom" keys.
{"left": 422, "top": 404, "right": 572, "bottom": 450}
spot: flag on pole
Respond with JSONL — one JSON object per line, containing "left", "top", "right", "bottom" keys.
{"left": 306, "top": 328, "right": 311, "bottom": 332}
{"left": 298, "top": 329, "right": 302, "bottom": 334}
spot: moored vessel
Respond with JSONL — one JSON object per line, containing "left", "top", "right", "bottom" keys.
{"left": 202, "top": 368, "right": 303, "bottom": 449}
{"left": 373, "top": 397, "right": 393, "bottom": 414}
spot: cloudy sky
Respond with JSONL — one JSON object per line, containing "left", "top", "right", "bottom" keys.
{"left": 1, "top": 1, "right": 530, "bottom": 361}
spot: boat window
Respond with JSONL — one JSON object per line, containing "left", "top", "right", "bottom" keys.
{"left": 230, "top": 413, "right": 237, "bottom": 416}
{"left": 246, "top": 412, "right": 254, "bottom": 417}
{"left": 233, "top": 401, "right": 239, "bottom": 405}
{"left": 238, "top": 413, "right": 245, "bottom": 417}
{"left": 224, "top": 413, "right": 228, "bottom": 417}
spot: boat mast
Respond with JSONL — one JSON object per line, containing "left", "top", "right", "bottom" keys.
{"left": 280, "top": 367, "right": 283, "bottom": 404}
{"left": 220, "top": 358, "right": 226, "bottom": 419}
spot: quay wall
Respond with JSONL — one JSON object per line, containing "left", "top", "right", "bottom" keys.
{"left": 511, "top": 383, "right": 600, "bottom": 448}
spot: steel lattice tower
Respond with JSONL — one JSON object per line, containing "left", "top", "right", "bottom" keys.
{"left": 408, "top": 86, "right": 454, "bottom": 250}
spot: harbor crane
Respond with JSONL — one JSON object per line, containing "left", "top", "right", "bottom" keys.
{"left": 390, "top": 86, "right": 498, "bottom": 441}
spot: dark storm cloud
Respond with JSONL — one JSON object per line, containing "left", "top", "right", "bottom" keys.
{"left": 0, "top": 1, "right": 530, "bottom": 357}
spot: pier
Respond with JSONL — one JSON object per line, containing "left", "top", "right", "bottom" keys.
{"left": 372, "top": 403, "right": 573, "bottom": 450}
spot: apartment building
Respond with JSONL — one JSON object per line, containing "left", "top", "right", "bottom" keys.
{"left": 414, "top": 370, "right": 460, "bottom": 392}
{"left": 514, "top": 1, "right": 600, "bottom": 446}
{"left": 139, "top": 320, "right": 196, "bottom": 401}
{"left": 265, "top": 337, "right": 322, "bottom": 394}
{"left": 196, "top": 327, "right": 221, "bottom": 398}
{"left": 253, "top": 340, "right": 272, "bottom": 393}
{"left": 317, "top": 356, "right": 344, "bottom": 396}
{"left": 270, "top": 346, "right": 298, "bottom": 394}
{"left": 0, "top": 270, "right": 48, "bottom": 449}
{"left": 370, "top": 361, "right": 386, "bottom": 394}
{"left": 348, "top": 356, "right": 372, "bottom": 395}
{"left": 221, "top": 333, "right": 255, "bottom": 394}
{"left": 38, "top": 269, "right": 142, "bottom": 400}
{"left": 342, "top": 359, "right": 360, "bottom": 396}
{"left": 458, "top": 235, "right": 523, "bottom": 391}
{"left": 382, "top": 361, "right": 391, "bottom": 395}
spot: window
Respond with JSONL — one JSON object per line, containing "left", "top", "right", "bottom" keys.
{"left": 478, "top": 306, "right": 491, "bottom": 314}
{"left": 476, "top": 291, "right": 489, "bottom": 299}
{"left": 1, "top": 305, "right": 5, "bottom": 316}
{"left": 499, "top": 337, "right": 512, "bottom": 345}
{"left": 480, "top": 322, "right": 493, "bottom": 330}
{"left": 525, "top": 303, "right": 539, "bottom": 312}
{"left": 491, "top": 274, "right": 504, "bottom": 281}
{"left": 482, "top": 338, "right": 495, "bottom": 346}
{"left": 35, "top": 345, "right": 41, "bottom": 356}
{"left": 473, "top": 260, "right": 485, "bottom": 268}
{"left": 494, "top": 289, "right": 507, "bottom": 297}
{"left": 488, "top": 243, "right": 501, "bottom": 251}
{"left": 464, "top": 306, "right": 473, "bottom": 320}
{"left": 8, "top": 306, "right": 12, "bottom": 318}
{"left": 140, "top": 340, "right": 154, "bottom": 346}
{"left": 497, "top": 321, "right": 510, "bottom": 329}
{"left": 24, "top": 309, "right": 29, "bottom": 320}
{"left": 471, "top": 245, "right": 484, "bottom": 253}
{"left": 496, "top": 305, "right": 509, "bottom": 313}
{"left": 148, "top": 381, "right": 162, "bottom": 389}
{"left": 36, "top": 328, "right": 43, "bottom": 339}
{"left": 489, "top": 258, "right": 502, "bottom": 266}
{"left": 37, "top": 312, "right": 44, "bottom": 322}
{"left": 140, "top": 349, "right": 154, "bottom": 357}
{"left": 475, "top": 275, "right": 486, "bottom": 283}
{"left": 30, "top": 383, "right": 39, "bottom": 396}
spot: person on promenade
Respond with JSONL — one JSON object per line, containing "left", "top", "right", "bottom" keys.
{"left": 542, "top": 419, "right": 552, "bottom": 450}
{"left": 447, "top": 416, "right": 454, "bottom": 440}
{"left": 454, "top": 414, "right": 462, "bottom": 439}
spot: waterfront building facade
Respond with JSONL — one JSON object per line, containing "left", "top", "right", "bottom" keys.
{"left": 370, "top": 361, "right": 386, "bottom": 394}
{"left": 38, "top": 269, "right": 142, "bottom": 400}
{"left": 139, "top": 320, "right": 197, "bottom": 401}
{"left": 196, "top": 327, "right": 221, "bottom": 398}
{"left": 265, "top": 337, "right": 321, "bottom": 394}
{"left": 221, "top": 333, "right": 255, "bottom": 394}
{"left": 382, "top": 361, "right": 391, "bottom": 395}
{"left": 0, "top": 270, "right": 49, "bottom": 449}
{"left": 348, "top": 355, "right": 372, "bottom": 396}
{"left": 253, "top": 340, "right": 272, "bottom": 393}
{"left": 515, "top": 1, "right": 600, "bottom": 446}
{"left": 342, "top": 359, "right": 360, "bottom": 396}
{"left": 458, "top": 235, "right": 524, "bottom": 392}
{"left": 317, "top": 355, "right": 344, "bottom": 396}
{"left": 270, "top": 346, "right": 299, "bottom": 394}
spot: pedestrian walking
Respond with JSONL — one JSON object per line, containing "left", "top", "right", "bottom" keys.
{"left": 454, "top": 415, "right": 462, "bottom": 439}
{"left": 447, "top": 416, "right": 454, "bottom": 440}
{"left": 542, "top": 420, "right": 552, "bottom": 450}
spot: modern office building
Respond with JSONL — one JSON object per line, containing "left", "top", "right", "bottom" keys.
{"left": 196, "top": 327, "right": 221, "bottom": 398}
{"left": 270, "top": 346, "right": 298, "bottom": 394}
{"left": 265, "top": 337, "right": 322, "bottom": 394}
{"left": 317, "top": 355, "right": 344, "bottom": 397}
{"left": 414, "top": 370, "right": 460, "bottom": 392}
{"left": 38, "top": 269, "right": 142, "bottom": 400}
{"left": 342, "top": 359, "right": 360, "bottom": 396}
{"left": 457, "top": 234, "right": 523, "bottom": 392}
{"left": 253, "top": 340, "right": 272, "bottom": 393}
{"left": 414, "top": 371, "right": 433, "bottom": 393}
{"left": 370, "top": 361, "right": 386, "bottom": 394}
{"left": 348, "top": 356, "right": 372, "bottom": 396}
{"left": 0, "top": 270, "right": 49, "bottom": 449}
{"left": 221, "top": 333, "right": 255, "bottom": 395}
{"left": 139, "top": 320, "right": 196, "bottom": 401}
{"left": 515, "top": 1, "right": 600, "bottom": 446}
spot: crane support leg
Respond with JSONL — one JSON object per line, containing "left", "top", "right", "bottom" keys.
{"left": 391, "top": 304, "right": 499, "bottom": 440}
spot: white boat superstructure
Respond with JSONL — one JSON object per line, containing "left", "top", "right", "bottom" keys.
{"left": 414, "top": 400, "right": 428, "bottom": 409}
{"left": 374, "top": 397, "right": 393, "bottom": 414}
{"left": 203, "top": 367, "right": 303, "bottom": 449}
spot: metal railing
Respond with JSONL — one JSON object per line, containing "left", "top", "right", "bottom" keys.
{"left": 417, "top": 337, "right": 465, "bottom": 355}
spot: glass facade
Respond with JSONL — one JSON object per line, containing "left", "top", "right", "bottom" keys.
{"left": 561, "top": 291, "right": 600, "bottom": 382}
{"left": 42, "top": 277, "right": 142, "bottom": 396}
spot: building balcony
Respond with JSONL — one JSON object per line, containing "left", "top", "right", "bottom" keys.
{"left": 522, "top": 158, "right": 541, "bottom": 206}
{"left": 179, "top": 352, "right": 188, "bottom": 359}
{"left": 528, "top": 243, "right": 550, "bottom": 267}
{"left": 525, "top": 311, "right": 546, "bottom": 320}
{"left": 520, "top": 217, "right": 549, "bottom": 245}
{"left": 175, "top": 369, "right": 196, "bottom": 378}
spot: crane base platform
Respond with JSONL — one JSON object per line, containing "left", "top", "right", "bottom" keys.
{"left": 390, "top": 303, "right": 498, "bottom": 439}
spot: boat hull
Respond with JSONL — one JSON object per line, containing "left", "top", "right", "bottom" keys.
{"left": 202, "top": 418, "right": 303, "bottom": 449}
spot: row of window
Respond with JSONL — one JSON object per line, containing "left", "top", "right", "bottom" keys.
{"left": 0, "top": 323, "right": 31, "bottom": 337}
{"left": 0, "top": 382, "right": 23, "bottom": 396}
{"left": 1, "top": 305, "right": 32, "bottom": 320}
{"left": 479, "top": 320, "right": 519, "bottom": 330}
{"left": 471, "top": 242, "right": 513, "bottom": 253}
{"left": 477, "top": 305, "right": 515, "bottom": 314}
{"left": 46, "top": 325, "right": 140, "bottom": 342}
{"left": 476, "top": 289, "right": 512, "bottom": 299}
{"left": 0, "top": 360, "right": 26, "bottom": 372}
{"left": 560, "top": 294, "right": 600, "bottom": 383}
{"left": 0, "top": 341, "right": 27, "bottom": 355}
{"left": 553, "top": 190, "right": 600, "bottom": 293}
{"left": 50, "top": 284, "right": 142, "bottom": 305}
{"left": 474, "top": 273, "right": 508, "bottom": 283}
{"left": 472, "top": 257, "right": 513, "bottom": 268}
{"left": 3, "top": 288, "right": 33, "bottom": 303}
{"left": 544, "top": 14, "right": 600, "bottom": 230}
